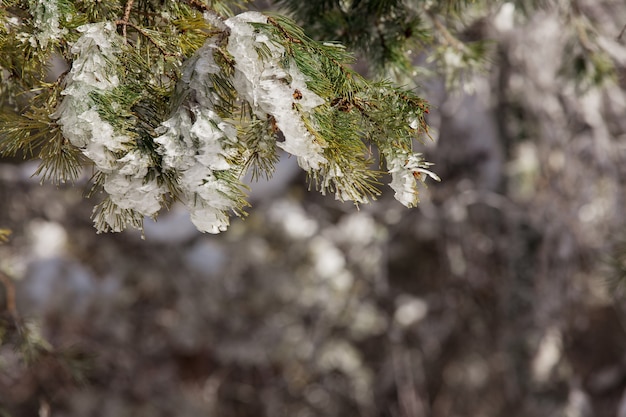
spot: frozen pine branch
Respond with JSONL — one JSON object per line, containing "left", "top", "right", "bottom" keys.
{"left": 0, "top": 0, "right": 438, "bottom": 234}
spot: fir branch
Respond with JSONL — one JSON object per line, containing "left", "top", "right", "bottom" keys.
{"left": 173, "top": 13, "right": 220, "bottom": 55}
{"left": 75, "top": 0, "right": 123, "bottom": 21}
{"left": 241, "top": 117, "right": 280, "bottom": 181}
{"left": 240, "top": 13, "right": 434, "bottom": 205}
{"left": 0, "top": 110, "right": 55, "bottom": 157}
{"left": 86, "top": 170, "right": 106, "bottom": 199}
{"left": 0, "top": 5, "right": 438, "bottom": 235}
{"left": 267, "top": 16, "right": 302, "bottom": 44}
{"left": 0, "top": 101, "right": 86, "bottom": 184}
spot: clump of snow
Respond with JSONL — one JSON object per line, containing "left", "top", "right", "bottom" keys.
{"left": 318, "top": 163, "right": 369, "bottom": 204}
{"left": 154, "top": 40, "right": 243, "bottom": 234}
{"left": 225, "top": 12, "right": 327, "bottom": 171}
{"left": 387, "top": 150, "right": 439, "bottom": 207}
{"left": 29, "top": 0, "right": 68, "bottom": 49}
{"left": 54, "top": 22, "right": 128, "bottom": 161}
{"left": 203, "top": 10, "right": 227, "bottom": 31}
{"left": 53, "top": 22, "right": 165, "bottom": 230}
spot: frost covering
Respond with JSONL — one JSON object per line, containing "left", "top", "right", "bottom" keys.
{"left": 387, "top": 151, "right": 439, "bottom": 207}
{"left": 155, "top": 11, "right": 330, "bottom": 233}
{"left": 28, "top": 0, "right": 68, "bottom": 48}
{"left": 225, "top": 12, "right": 327, "bottom": 171}
{"left": 154, "top": 39, "right": 243, "bottom": 234}
{"left": 54, "top": 22, "right": 166, "bottom": 230}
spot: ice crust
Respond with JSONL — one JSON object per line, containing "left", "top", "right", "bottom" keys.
{"left": 54, "top": 22, "right": 165, "bottom": 230}
{"left": 154, "top": 40, "right": 241, "bottom": 234}
{"left": 225, "top": 12, "right": 327, "bottom": 171}
{"left": 387, "top": 151, "right": 439, "bottom": 208}
{"left": 29, "top": 0, "right": 68, "bottom": 48}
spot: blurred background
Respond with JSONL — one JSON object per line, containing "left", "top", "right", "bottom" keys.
{"left": 2, "top": 0, "right": 626, "bottom": 416}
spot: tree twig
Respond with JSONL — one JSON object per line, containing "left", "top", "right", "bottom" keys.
{"left": 120, "top": 0, "right": 134, "bottom": 39}
{"left": 267, "top": 16, "right": 302, "bottom": 44}
{"left": 184, "top": 0, "right": 211, "bottom": 12}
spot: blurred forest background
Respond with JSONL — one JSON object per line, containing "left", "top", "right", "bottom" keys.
{"left": 2, "top": 0, "right": 626, "bottom": 416}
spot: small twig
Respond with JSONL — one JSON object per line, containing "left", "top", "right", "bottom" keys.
{"left": 427, "top": 11, "right": 468, "bottom": 53}
{"left": 120, "top": 0, "right": 134, "bottom": 39}
{"left": 215, "top": 47, "right": 235, "bottom": 66}
{"left": 434, "top": 19, "right": 466, "bottom": 51}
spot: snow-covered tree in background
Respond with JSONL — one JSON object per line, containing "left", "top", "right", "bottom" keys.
{"left": 0, "top": 0, "right": 439, "bottom": 234}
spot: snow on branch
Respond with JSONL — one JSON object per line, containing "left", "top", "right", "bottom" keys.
{"left": 44, "top": 9, "right": 437, "bottom": 235}
{"left": 225, "top": 12, "right": 327, "bottom": 171}
{"left": 53, "top": 22, "right": 166, "bottom": 231}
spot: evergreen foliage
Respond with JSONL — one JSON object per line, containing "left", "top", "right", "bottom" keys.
{"left": 272, "top": 0, "right": 492, "bottom": 83}
{"left": 0, "top": 0, "right": 438, "bottom": 234}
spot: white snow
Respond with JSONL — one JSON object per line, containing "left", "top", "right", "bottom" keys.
{"left": 154, "top": 39, "right": 243, "bottom": 234}
{"left": 225, "top": 12, "right": 327, "bottom": 171}
{"left": 53, "top": 22, "right": 128, "bottom": 158}
{"left": 53, "top": 22, "right": 166, "bottom": 227}
{"left": 103, "top": 173, "right": 163, "bottom": 215}
{"left": 29, "top": 0, "right": 68, "bottom": 49}
{"left": 387, "top": 151, "right": 439, "bottom": 207}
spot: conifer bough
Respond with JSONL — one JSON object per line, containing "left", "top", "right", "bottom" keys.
{"left": 0, "top": 0, "right": 438, "bottom": 234}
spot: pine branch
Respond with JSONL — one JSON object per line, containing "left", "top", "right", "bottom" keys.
{"left": 33, "top": 130, "right": 86, "bottom": 185}
{"left": 0, "top": 3, "right": 438, "bottom": 235}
